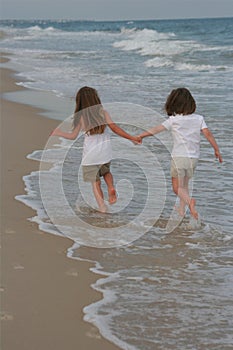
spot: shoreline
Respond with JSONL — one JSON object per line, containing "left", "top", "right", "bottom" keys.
{"left": 0, "top": 55, "right": 120, "bottom": 350}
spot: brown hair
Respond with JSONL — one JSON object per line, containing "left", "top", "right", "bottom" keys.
{"left": 72, "top": 86, "right": 106, "bottom": 135}
{"left": 165, "top": 88, "right": 196, "bottom": 116}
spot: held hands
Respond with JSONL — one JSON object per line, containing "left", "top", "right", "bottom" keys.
{"left": 132, "top": 136, "right": 142, "bottom": 145}
{"left": 132, "top": 133, "right": 146, "bottom": 145}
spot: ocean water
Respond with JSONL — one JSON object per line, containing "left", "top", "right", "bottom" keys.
{"left": 1, "top": 18, "right": 233, "bottom": 349}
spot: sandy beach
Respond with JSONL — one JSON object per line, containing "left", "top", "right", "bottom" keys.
{"left": 0, "top": 55, "right": 120, "bottom": 350}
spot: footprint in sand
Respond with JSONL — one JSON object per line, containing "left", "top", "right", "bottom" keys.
{"left": 1, "top": 313, "right": 14, "bottom": 321}
{"left": 86, "top": 326, "right": 101, "bottom": 339}
{"left": 66, "top": 270, "right": 78, "bottom": 277}
{"left": 13, "top": 264, "right": 25, "bottom": 270}
{"left": 5, "top": 228, "right": 15, "bottom": 234}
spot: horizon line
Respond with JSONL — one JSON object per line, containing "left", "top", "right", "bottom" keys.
{"left": 0, "top": 15, "right": 233, "bottom": 22}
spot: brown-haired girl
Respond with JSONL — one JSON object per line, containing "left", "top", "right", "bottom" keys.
{"left": 138, "top": 87, "right": 222, "bottom": 220}
{"left": 51, "top": 86, "right": 141, "bottom": 213}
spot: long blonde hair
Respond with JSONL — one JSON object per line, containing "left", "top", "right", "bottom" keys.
{"left": 72, "top": 86, "right": 106, "bottom": 135}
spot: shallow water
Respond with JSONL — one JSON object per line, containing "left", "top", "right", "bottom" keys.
{"left": 1, "top": 17, "right": 233, "bottom": 350}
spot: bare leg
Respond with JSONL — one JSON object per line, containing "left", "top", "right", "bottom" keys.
{"left": 103, "top": 172, "right": 117, "bottom": 204}
{"left": 172, "top": 177, "right": 184, "bottom": 215}
{"left": 172, "top": 177, "right": 198, "bottom": 219}
{"left": 177, "top": 176, "right": 189, "bottom": 216}
{"left": 92, "top": 180, "right": 107, "bottom": 213}
{"left": 178, "top": 176, "right": 198, "bottom": 219}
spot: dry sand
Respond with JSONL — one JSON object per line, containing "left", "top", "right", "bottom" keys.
{"left": 0, "top": 55, "right": 120, "bottom": 350}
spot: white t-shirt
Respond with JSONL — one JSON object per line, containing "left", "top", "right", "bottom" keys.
{"left": 162, "top": 113, "right": 207, "bottom": 158}
{"left": 81, "top": 127, "right": 112, "bottom": 165}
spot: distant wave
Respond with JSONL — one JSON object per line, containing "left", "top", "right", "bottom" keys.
{"left": 145, "top": 58, "right": 230, "bottom": 72}
{"left": 0, "top": 26, "right": 119, "bottom": 42}
{"left": 113, "top": 28, "right": 205, "bottom": 57}
{"left": 28, "top": 25, "right": 61, "bottom": 33}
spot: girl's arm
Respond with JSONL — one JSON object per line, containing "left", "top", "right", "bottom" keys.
{"left": 202, "top": 128, "right": 222, "bottom": 163}
{"left": 51, "top": 122, "right": 82, "bottom": 140}
{"left": 138, "top": 124, "right": 166, "bottom": 139}
{"left": 104, "top": 110, "right": 141, "bottom": 143}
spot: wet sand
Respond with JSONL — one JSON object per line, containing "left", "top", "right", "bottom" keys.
{"left": 0, "top": 55, "right": 120, "bottom": 350}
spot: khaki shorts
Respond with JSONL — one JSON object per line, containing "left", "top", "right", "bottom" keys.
{"left": 82, "top": 162, "right": 111, "bottom": 182}
{"left": 171, "top": 157, "right": 198, "bottom": 178}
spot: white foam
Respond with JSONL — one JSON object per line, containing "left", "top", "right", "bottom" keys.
{"left": 145, "top": 57, "right": 173, "bottom": 68}
{"left": 84, "top": 274, "right": 138, "bottom": 350}
{"left": 175, "top": 62, "right": 228, "bottom": 72}
{"left": 145, "top": 59, "right": 230, "bottom": 72}
{"left": 113, "top": 27, "right": 207, "bottom": 58}
{"left": 113, "top": 28, "right": 177, "bottom": 56}
{"left": 29, "top": 25, "right": 58, "bottom": 32}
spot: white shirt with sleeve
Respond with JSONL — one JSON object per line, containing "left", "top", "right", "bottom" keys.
{"left": 162, "top": 113, "right": 207, "bottom": 158}
{"left": 81, "top": 127, "right": 112, "bottom": 165}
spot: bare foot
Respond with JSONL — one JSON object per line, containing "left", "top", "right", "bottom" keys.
{"left": 189, "top": 199, "right": 198, "bottom": 220}
{"left": 108, "top": 188, "right": 117, "bottom": 205}
{"left": 98, "top": 204, "right": 108, "bottom": 213}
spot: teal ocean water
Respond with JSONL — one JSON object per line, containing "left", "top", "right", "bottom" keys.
{"left": 1, "top": 18, "right": 233, "bottom": 349}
